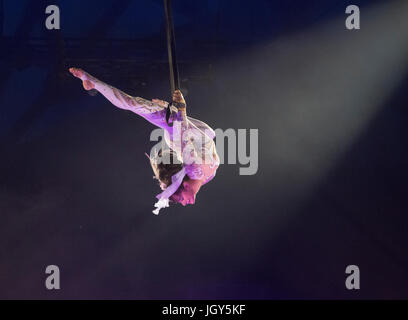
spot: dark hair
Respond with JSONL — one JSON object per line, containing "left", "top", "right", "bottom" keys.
{"left": 149, "top": 149, "right": 185, "bottom": 188}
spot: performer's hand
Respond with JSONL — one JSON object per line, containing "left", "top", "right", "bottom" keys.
{"left": 172, "top": 90, "right": 186, "bottom": 106}
{"left": 69, "top": 67, "right": 95, "bottom": 91}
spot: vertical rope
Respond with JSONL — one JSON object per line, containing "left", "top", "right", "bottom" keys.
{"left": 0, "top": 0, "right": 3, "bottom": 37}
{"left": 163, "top": 0, "right": 180, "bottom": 94}
{"left": 163, "top": 0, "right": 180, "bottom": 125}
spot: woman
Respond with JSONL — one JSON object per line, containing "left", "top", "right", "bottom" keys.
{"left": 69, "top": 67, "right": 219, "bottom": 214}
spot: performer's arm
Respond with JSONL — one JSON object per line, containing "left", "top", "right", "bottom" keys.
{"left": 172, "top": 90, "right": 188, "bottom": 124}
{"left": 69, "top": 68, "right": 167, "bottom": 127}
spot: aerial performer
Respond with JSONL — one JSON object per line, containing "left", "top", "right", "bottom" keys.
{"left": 69, "top": 0, "right": 218, "bottom": 215}
{"left": 69, "top": 68, "right": 220, "bottom": 215}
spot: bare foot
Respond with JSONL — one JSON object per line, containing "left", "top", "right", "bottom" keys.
{"left": 69, "top": 67, "right": 86, "bottom": 79}
{"left": 69, "top": 67, "right": 94, "bottom": 91}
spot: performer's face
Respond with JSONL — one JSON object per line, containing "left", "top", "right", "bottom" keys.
{"left": 171, "top": 179, "right": 202, "bottom": 206}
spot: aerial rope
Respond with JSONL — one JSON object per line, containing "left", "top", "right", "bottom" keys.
{"left": 163, "top": 0, "right": 180, "bottom": 125}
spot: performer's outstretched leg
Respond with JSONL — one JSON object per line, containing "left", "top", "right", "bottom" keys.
{"left": 69, "top": 67, "right": 169, "bottom": 129}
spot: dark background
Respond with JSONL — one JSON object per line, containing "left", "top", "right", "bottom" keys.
{"left": 0, "top": 0, "right": 407, "bottom": 299}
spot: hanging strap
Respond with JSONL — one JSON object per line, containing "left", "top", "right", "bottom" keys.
{"left": 163, "top": 0, "right": 180, "bottom": 126}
